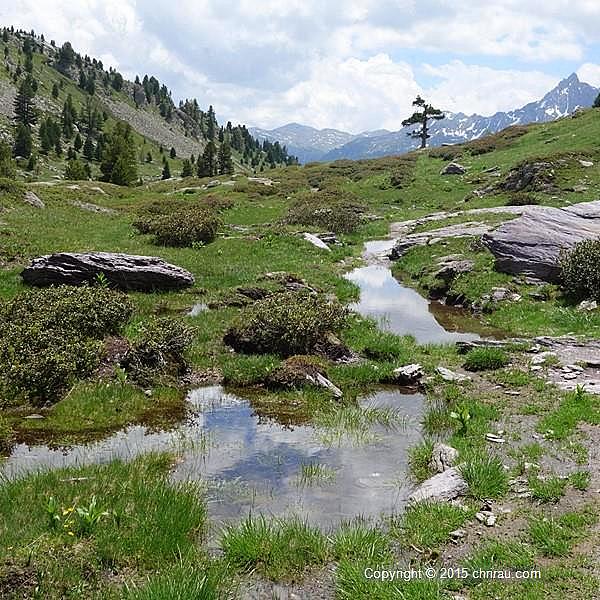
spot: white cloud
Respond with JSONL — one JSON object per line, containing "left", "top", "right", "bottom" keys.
{"left": 424, "top": 61, "right": 560, "bottom": 116}
{"left": 0, "top": 1, "right": 597, "bottom": 130}
{"left": 577, "top": 63, "right": 600, "bottom": 87}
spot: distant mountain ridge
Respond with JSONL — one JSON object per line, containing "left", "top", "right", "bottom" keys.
{"left": 252, "top": 73, "right": 598, "bottom": 163}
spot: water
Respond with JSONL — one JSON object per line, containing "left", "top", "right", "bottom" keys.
{"left": 4, "top": 386, "right": 424, "bottom": 527}
{"left": 2, "top": 236, "right": 489, "bottom": 527}
{"left": 345, "top": 239, "right": 486, "bottom": 344}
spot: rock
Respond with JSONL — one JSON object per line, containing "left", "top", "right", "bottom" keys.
{"left": 21, "top": 252, "right": 195, "bottom": 291}
{"left": 72, "top": 200, "right": 117, "bottom": 215}
{"left": 501, "top": 161, "right": 555, "bottom": 192}
{"left": 432, "top": 259, "right": 475, "bottom": 283}
{"left": 485, "top": 433, "right": 506, "bottom": 443}
{"left": 315, "top": 232, "right": 340, "bottom": 245}
{"left": 429, "top": 443, "right": 459, "bottom": 473}
{"left": 475, "top": 511, "right": 497, "bottom": 526}
{"left": 482, "top": 200, "right": 600, "bottom": 282}
{"left": 530, "top": 351, "right": 557, "bottom": 365}
{"left": 441, "top": 162, "right": 466, "bottom": 175}
{"left": 436, "top": 366, "right": 470, "bottom": 382}
{"left": 307, "top": 372, "right": 343, "bottom": 398}
{"left": 206, "top": 180, "right": 220, "bottom": 188}
{"left": 486, "top": 287, "right": 522, "bottom": 303}
{"left": 302, "top": 233, "right": 331, "bottom": 251}
{"left": 579, "top": 160, "right": 594, "bottom": 167}
{"left": 408, "top": 467, "right": 468, "bottom": 503}
{"left": 23, "top": 190, "right": 45, "bottom": 209}
{"left": 449, "top": 529, "right": 466, "bottom": 539}
{"left": 248, "top": 177, "right": 276, "bottom": 186}
{"left": 393, "top": 363, "right": 424, "bottom": 386}
{"left": 577, "top": 300, "right": 598, "bottom": 311}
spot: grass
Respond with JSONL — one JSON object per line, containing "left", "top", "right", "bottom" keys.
{"left": 331, "top": 520, "right": 393, "bottom": 563}
{"left": 297, "top": 462, "right": 337, "bottom": 487}
{"left": 220, "top": 516, "right": 329, "bottom": 580}
{"left": 0, "top": 454, "right": 211, "bottom": 598}
{"left": 538, "top": 386, "right": 600, "bottom": 440}
{"left": 528, "top": 509, "right": 597, "bottom": 557}
{"left": 528, "top": 474, "right": 568, "bottom": 503}
{"left": 568, "top": 471, "right": 591, "bottom": 491}
{"left": 463, "top": 348, "right": 510, "bottom": 372}
{"left": 408, "top": 439, "right": 435, "bottom": 482}
{"left": 459, "top": 453, "right": 509, "bottom": 499}
{"left": 395, "top": 501, "right": 473, "bottom": 550}
{"left": 463, "top": 540, "right": 535, "bottom": 572}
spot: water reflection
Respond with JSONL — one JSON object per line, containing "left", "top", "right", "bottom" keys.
{"left": 4, "top": 386, "right": 424, "bottom": 527}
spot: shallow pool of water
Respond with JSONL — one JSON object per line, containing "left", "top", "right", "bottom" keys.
{"left": 4, "top": 386, "right": 424, "bottom": 527}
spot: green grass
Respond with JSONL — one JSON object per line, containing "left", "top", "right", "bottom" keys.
{"left": 528, "top": 509, "right": 597, "bottom": 557}
{"left": 220, "top": 516, "right": 329, "bottom": 580}
{"left": 408, "top": 439, "right": 435, "bottom": 482}
{"left": 395, "top": 501, "right": 473, "bottom": 550}
{"left": 460, "top": 453, "right": 509, "bottom": 499}
{"left": 0, "top": 454, "right": 209, "bottom": 598}
{"left": 297, "top": 462, "right": 337, "bottom": 487}
{"left": 538, "top": 387, "right": 600, "bottom": 440}
{"left": 528, "top": 474, "right": 568, "bottom": 503}
{"left": 463, "top": 540, "right": 535, "bottom": 573}
{"left": 568, "top": 471, "right": 591, "bottom": 491}
{"left": 331, "top": 521, "right": 393, "bottom": 563}
{"left": 463, "top": 348, "right": 510, "bottom": 372}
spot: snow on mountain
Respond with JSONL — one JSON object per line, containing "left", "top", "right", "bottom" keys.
{"left": 249, "top": 123, "right": 390, "bottom": 163}
{"left": 321, "top": 73, "right": 598, "bottom": 161}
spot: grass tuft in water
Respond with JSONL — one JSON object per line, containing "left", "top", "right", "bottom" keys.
{"left": 297, "top": 462, "right": 337, "bottom": 487}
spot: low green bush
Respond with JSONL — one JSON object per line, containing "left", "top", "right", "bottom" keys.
{"left": 224, "top": 291, "right": 347, "bottom": 357}
{"left": 463, "top": 347, "right": 509, "bottom": 371}
{"left": 506, "top": 192, "right": 539, "bottom": 206}
{"left": 0, "top": 286, "right": 133, "bottom": 405}
{"left": 559, "top": 238, "right": 600, "bottom": 301}
{"left": 123, "top": 317, "right": 193, "bottom": 384}
{"left": 285, "top": 188, "right": 365, "bottom": 233}
{"left": 134, "top": 205, "right": 220, "bottom": 247}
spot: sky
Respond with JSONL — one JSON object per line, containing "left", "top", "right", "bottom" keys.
{"left": 2, "top": 0, "right": 600, "bottom": 133}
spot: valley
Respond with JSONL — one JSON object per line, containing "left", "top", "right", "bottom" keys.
{"left": 0, "top": 24, "right": 599, "bottom": 600}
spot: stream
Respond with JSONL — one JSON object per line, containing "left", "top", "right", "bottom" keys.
{"left": 2, "top": 237, "right": 489, "bottom": 526}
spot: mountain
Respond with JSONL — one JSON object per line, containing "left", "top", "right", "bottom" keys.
{"left": 249, "top": 123, "right": 358, "bottom": 163}
{"left": 0, "top": 26, "right": 295, "bottom": 184}
{"left": 249, "top": 123, "right": 391, "bottom": 163}
{"left": 321, "top": 73, "right": 598, "bottom": 161}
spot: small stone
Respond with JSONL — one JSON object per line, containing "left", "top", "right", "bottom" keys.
{"left": 561, "top": 372, "right": 579, "bottom": 380}
{"left": 579, "top": 159, "right": 594, "bottom": 167}
{"left": 408, "top": 467, "right": 468, "bottom": 503}
{"left": 441, "top": 162, "right": 466, "bottom": 175}
{"left": 393, "top": 363, "right": 424, "bottom": 385}
{"left": 485, "top": 433, "right": 506, "bottom": 443}
{"left": 531, "top": 365, "right": 542, "bottom": 371}
{"left": 23, "top": 413, "right": 45, "bottom": 420}
{"left": 577, "top": 300, "right": 598, "bottom": 311}
{"left": 144, "top": 389, "right": 152, "bottom": 397}
{"left": 504, "top": 390, "right": 520, "bottom": 396}
{"left": 449, "top": 529, "right": 466, "bottom": 539}
{"left": 436, "top": 366, "right": 470, "bottom": 382}
{"left": 475, "top": 511, "right": 497, "bottom": 526}
{"left": 531, "top": 351, "right": 557, "bottom": 365}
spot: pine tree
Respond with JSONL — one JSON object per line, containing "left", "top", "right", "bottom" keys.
{"left": 26, "top": 154, "right": 36, "bottom": 171}
{"left": 61, "top": 94, "right": 76, "bottom": 138}
{"left": 24, "top": 54, "right": 33, "bottom": 74}
{"left": 145, "top": 152, "right": 152, "bottom": 163}
{"left": 181, "top": 158, "right": 193, "bottom": 177}
{"left": 198, "top": 141, "right": 216, "bottom": 177}
{"left": 594, "top": 93, "right": 600, "bottom": 108}
{"left": 0, "top": 141, "right": 16, "bottom": 178}
{"left": 51, "top": 81, "right": 59, "bottom": 99}
{"left": 13, "top": 123, "right": 32, "bottom": 158}
{"left": 13, "top": 76, "right": 37, "bottom": 126}
{"left": 401, "top": 96, "right": 444, "bottom": 149}
{"left": 169, "top": 146, "right": 176, "bottom": 159}
{"left": 207, "top": 105, "right": 216, "bottom": 140}
{"left": 39, "top": 121, "right": 52, "bottom": 153}
{"left": 64, "top": 158, "right": 88, "bottom": 180}
{"left": 218, "top": 141, "right": 234, "bottom": 175}
{"left": 55, "top": 137, "right": 62, "bottom": 157}
{"left": 100, "top": 121, "right": 137, "bottom": 186}
{"left": 161, "top": 160, "right": 171, "bottom": 180}
{"left": 83, "top": 135, "right": 94, "bottom": 160}
{"left": 2, "top": 30, "right": 8, "bottom": 43}
{"left": 74, "top": 132, "right": 82, "bottom": 151}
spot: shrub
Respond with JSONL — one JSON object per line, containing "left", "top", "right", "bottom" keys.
{"left": 506, "top": 192, "right": 539, "bottom": 206}
{"left": 134, "top": 206, "right": 220, "bottom": 247}
{"left": 122, "top": 317, "right": 193, "bottom": 384}
{"left": 265, "top": 355, "right": 328, "bottom": 389}
{"left": 224, "top": 291, "right": 347, "bottom": 357}
{"left": 559, "top": 238, "right": 600, "bottom": 301}
{"left": 463, "top": 347, "right": 509, "bottom": 371}
{"left": 0, "top": 286, "right": 133, "bottom": 405}
{"left": 285, "top": 189, "right": 365, "bottom": 233}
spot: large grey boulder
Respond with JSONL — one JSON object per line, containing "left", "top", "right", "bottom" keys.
{"left": 482, "top": 200, "right": 600, "bottom": 282}
{"left": 21, "top": 252, "right": 194, "bottom": 291}
{"left": 441, "top": 162, "right": 466, "bottom": 175}
{"left": 23, "top": 191, "right": 45, "bottom": 209}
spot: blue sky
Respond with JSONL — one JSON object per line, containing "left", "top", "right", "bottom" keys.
{"left": 2, "top": 0, "right": 600, "bottom": 133}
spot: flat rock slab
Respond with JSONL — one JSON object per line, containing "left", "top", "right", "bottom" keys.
{"left": 21, "top": 252, "right": 194, "bottom": 291}
{"left": 482, "top": 200, "right": 600, "bottom": 282}
{"left": 408, "top": 467, "right": 468, "bottom": 503}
